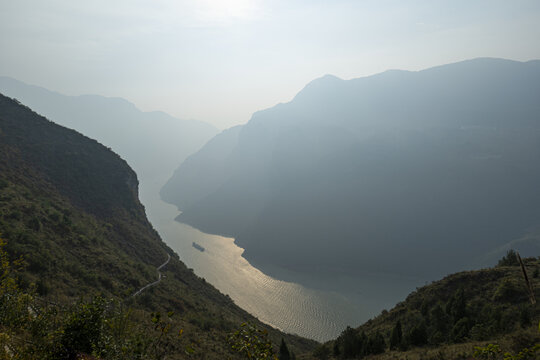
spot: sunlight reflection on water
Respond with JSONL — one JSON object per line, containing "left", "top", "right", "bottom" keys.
{"left": 140, "top": 183, "right": 364, "bottom": 340}
{"left": 139, "top": 180, "right": 419, "bottom": 341}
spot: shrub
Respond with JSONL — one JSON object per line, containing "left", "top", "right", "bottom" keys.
{"left": 498, "top": 250, "right": 519, "bottom": 267}
{"left": 493, "top": 279, "right": 522, "bottom": 302}
{"left": 450, "top": 317, "right": 470, "bottom": 343}
{"left": 313, "top": 344, "right": 330, "bottom": 360}
{"left": 366, "top": 331, "right": 386, "bottom": 354}
{"left": 389, "top": 320, "right": 403, "bottom": 350}
{"left": 228, "top": 323, "right": 277, "bottom": 360}
{"left": 407, "top": 321, "right": 428, "bottom": 346}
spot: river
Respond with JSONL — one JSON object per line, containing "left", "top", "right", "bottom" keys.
{"left": 139, "top": 178, "right": 422, "bottom": 341}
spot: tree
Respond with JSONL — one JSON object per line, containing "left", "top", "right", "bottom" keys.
{"left": 389, "top": 320, "right": 403, "bottom": 350}
{"left": 228, "top": 323, "right": 277, "bottom": 360}
{"left": 446, "top": 288, "right": 467, "bottom": 324}
{"left": 520, "top": 306, "right": 532, "bottom": 328}
{"left": 366, "top": 331, "right": 386, "bottom": 355}
{"left": 450, "top": 317, "right": 470, "bottom": 343}
{"left": 313, "top": 344, "right": 330, "bottom": 360}
{"left": 59, "top": 297, "right": 109, "bottom": 358}
{"left": 431, "top": 303, "right": 449, "bottom": 335}
{"left": 338, "top": 326, "right": 361, "bottom": 358}
{"left": 332, "top": 341, "right": 340, "bottom": 357}
{"left": 0, "top": 236, "right": 184, "bottom": 359}
{"left": 407, "top": 321, "right": 428, "bottom": 346}
{"left": 497, "top": 250, "right": 519, "bottom": 267}
{"left": 279, "top": 338, "right": 290, "bottom": 360}
{"left": 334, "top": 326, "right": 357, "bottom": 358}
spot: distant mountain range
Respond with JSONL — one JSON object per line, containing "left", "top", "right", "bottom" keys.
{"left": 0, "top": 76, "right": 218, "bottom": 188}
{"left": 161, "top": 58, "right": 540, "bottom": 281}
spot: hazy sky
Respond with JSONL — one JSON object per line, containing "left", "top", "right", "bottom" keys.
{"left": 2, "top": 0, "right": 540, "bottom": 129}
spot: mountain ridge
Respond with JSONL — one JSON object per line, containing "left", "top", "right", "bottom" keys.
{"left": 161, "top": 57, "right": 540, "bottom": 285}
{"left": 0, "top": 93, "right": 317, "bottom": 358}
{"left": 0, "top": 75, "right": 213, "bottom": 127}
{"left": 0, "top": 76, "right": 219, "bottom": 191}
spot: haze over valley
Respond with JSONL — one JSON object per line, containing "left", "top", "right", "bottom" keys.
{"left": 162, "top": 58, "right": 540, "bottom": 283}
{"left": 0, "top": 76, "right": 218, "bottom": 188}
{"left": 4, "top": 58, "right": 540, "bottom": 342}
{"left": 2, "top": 1, "right": 540, "bottom": 358}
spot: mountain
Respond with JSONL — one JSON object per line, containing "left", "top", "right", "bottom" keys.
{"left": 0, "top": 76, "right": 219, "bottom": 188}
{"left": 0, "top": 94, "right": 316, "bottom": 358}
{"left": 161, "top": 125, "right": 243, "bottom": 217}
{"left": 318, "top": 253, "right": 540, "bottom": 360}
{"left": 161, "top": 58, "right": 540, "bottom": 281}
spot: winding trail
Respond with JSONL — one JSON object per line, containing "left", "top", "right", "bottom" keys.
{"left": 132, "top": 253, "right": 171, "bottom": 297}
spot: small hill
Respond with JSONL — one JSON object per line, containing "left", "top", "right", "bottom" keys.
{"left": 0, "top": 94, "right": 316, "bottom": 359}
{"left": 316, "top": 254, "right": 540, "bottom": 359}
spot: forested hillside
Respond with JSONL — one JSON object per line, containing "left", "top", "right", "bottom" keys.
{"left": 314, "top": 253, "right": 540, "bottom": 360}
{"left": 0, "top": 94, "right": 316, "bottom": 359}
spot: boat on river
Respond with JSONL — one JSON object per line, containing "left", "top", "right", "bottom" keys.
{"left": 192, "top": 242, "right": 205, "bottom": 252}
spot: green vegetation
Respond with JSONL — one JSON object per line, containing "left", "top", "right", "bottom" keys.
{"left": 228, "top": 323, "right": 278, "bottom": 360}
{"left": 320, "top": 253, "right": 540, "bottom": 359}
{"left": 279, "top": 338, "right": 291, "bottom": 360}
{"left": 498, "top": 250, "right": 520, "bottom": 267}
{"left": 0, "top": 94, "right": 317, "bottom": 358}
{"left": 0, "top": 237, "right": 190, "bottom": 359}
{"left": 6, "top": 92, "right": 539, "bottom": 359}
{"left": 474, "top": 341, "right": 540, "bottom": 360}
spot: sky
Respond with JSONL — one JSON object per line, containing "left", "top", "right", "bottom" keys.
{"left": 1, "top": 0, "right": 540, "bottom": 129}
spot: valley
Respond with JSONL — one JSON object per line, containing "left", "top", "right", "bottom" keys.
{"left": 3, "top": 2, "right": 540, "bottom": 358}
{"left": 140, "top": 180, "right": 423, "bottom": 341}
{"left": 162, "top": 58, "right": 540, "bottom": 283}
{"left": 0, "top": 94, "right": 316, "bottom": 358}
{"left": 2, "top": 57, "right": 540, "bottom": 358}
{"left": 0, "top": 76, "right": 425, "bottom": 341}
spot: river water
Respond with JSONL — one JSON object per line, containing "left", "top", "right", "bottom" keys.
{"left": 139, "top": 179, "right": 422, "bottom": 341}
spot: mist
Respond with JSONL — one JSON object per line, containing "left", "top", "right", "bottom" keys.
{"left": 2, "top": 0, "right": 540, "bottom": 128}
{"left": 2, "top": 0, "right": 540, "bottom": 345}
